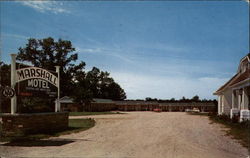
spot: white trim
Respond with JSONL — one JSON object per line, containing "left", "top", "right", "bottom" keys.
{"left": 218, "top": 95, "right": 224, "bottom": 115}
{"left": 230, "top": 108, "right": 240, "bottom": 119}
{"left": 214, "top": 74, "right": 239, "bottom": 95}
{"left": 242, "top": 89, "right": 245, "bottom": 109}
{"left": 221, "top": 95, "right": 224, "bottom": 113}
{"left": 238, "top": 92, "right": 242, "bottom": 110}
{"left": 231, "top": 78, "right": 250, "bottom": 90}
{"left": 232, "top": 91, "right": 235, "bottom": 109}
{"left": 218, "top": 96, "right": 221, "bottom": 114}
{"left": 237, "top": 55, "right": 249, "bottom": 73}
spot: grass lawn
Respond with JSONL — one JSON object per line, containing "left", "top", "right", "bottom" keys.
{"left": 0, "top": 118, "right": 95, "bottom": 142}
{"left": 69, "top": 111, "right": 124, "bottom": 116}
{"left": 209, "top": 116, "right": 250, "bottom": 152}
{"left": 187, "top": 112, "right": 250, "bottom": 152}
{"left": 67, "top": 118, "right": 95, "bottom": 133}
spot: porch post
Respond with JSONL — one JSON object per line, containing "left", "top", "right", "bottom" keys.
{"left": 242, "top": 88, "right": 245, "bottom": 110}
{"left": 218, "top": 96, "right": 221, "bottom": 114}
{"left": 242, "top": 88, "right": 248, "bottom": 110}
{"left": 230, "top": 90, "right": 239, "bottom": 119}
{"left": 238, "top": 92, "right": 241, "bottom": 110}
{"left": 232, "top": 91, "right": 235, "bottom": 109}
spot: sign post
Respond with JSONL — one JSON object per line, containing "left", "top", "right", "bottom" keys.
{"left": 55, "top": 66, "right": 60, "bottom": 112}
{"left": 11, "top": 54, "right": 17, "bottom": 114}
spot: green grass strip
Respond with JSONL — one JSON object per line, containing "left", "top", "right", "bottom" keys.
{"left": 69, "top": 111, "right": 123, "bottom": 116}
{"left": 0, "top": 118, "right": 95, "bottom": 142}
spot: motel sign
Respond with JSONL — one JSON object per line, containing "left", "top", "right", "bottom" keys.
{"left": 10, "top": 54, "right": 61, "bottom": 114}
{"left": 16, "top": 67, "right": 58, "bottom": 98}
{"left": 16, "top": 67, "right": 58, "bottom": 86}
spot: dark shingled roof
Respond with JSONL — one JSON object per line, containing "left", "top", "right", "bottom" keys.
{"left": 228, "top": 69, "right": 250, "bottom": 86}
{"left": 59, "top": 96, "right": 74, "bottom": 103}
{"left": 92, "top": 98, "right": 114, "bottom": 103}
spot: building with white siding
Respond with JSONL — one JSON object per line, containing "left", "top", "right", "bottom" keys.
{"left": 214, "top": 53, "right": 250, "bottom": 121}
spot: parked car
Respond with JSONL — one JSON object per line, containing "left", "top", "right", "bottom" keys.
{"left": 185, "top": 109, "right": 192, "bottom": 112}
{"left": 192, "top": 108, "right": 200, "bottom": 113}
{"left": 153, "top": 108, "right": 162, "bottom": 112}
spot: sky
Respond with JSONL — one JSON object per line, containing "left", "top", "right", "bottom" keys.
{"left": 0, "top": 1, "right": 249, "bottom": 100}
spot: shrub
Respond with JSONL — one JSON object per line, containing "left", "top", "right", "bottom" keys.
{"left": 231, "top": 115, "right": 240, "bottom": 123}
{"left": 239, "top": 120, "right": 250, "bottom": 128}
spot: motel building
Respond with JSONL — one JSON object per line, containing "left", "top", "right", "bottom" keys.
{"left": 214, "top": 53, "right": 250, "bottom": 121}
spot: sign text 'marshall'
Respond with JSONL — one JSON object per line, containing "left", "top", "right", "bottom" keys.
{"left": 16, "top": 67, "right": 58, "bottom": 87}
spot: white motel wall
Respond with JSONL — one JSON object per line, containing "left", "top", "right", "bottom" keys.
{"left": 214, "top": 53, "right": 250, "bottom": 122}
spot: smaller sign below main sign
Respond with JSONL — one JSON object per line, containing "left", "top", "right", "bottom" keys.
{"left": 16, "top": 79, "right": 57, "bottom": 98}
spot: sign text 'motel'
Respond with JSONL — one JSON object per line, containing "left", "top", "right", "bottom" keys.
{"left": 16, "top": 67, "right": 58, "bottom": 87}
{"left": 28, "top": 79, "right": 49, "bottom": 89}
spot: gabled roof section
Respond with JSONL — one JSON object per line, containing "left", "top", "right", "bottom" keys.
{"left": 214, "top": 53, "right": 250, "bottom": 95}
{"left": 229, "top": 68, "right": 250, "bottom": 87}
{"left": 241, "top": 53, "right": 250, "bottom": 61}
{"left": 59, "top": 96, "right": 74, "bottom": 103}
{"left": 213, "top": 74, "right": 238, "bottom": 95}
{"left": 237, "top": 53, "right": 250, "bottom": 73}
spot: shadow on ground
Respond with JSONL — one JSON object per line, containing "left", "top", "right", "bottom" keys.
{"left": 1, "top": 138, "right": 90, "bottom": 147}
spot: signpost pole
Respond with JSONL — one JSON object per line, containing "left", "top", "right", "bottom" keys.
{"left": 55, "top": 66, "right": 60, "bottom": 112}
{"left": 11, "top": 54, "right": 17, "bottom": 114}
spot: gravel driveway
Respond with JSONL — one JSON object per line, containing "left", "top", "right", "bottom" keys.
{"left": 0, "top": 112, "right": 249, "bottom": 158}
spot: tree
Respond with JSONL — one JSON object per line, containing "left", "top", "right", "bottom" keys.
{"left": 0, "top": 62, "right": 11, "bottom": 112}
{"left": 83, "top": 67, "right": 126, "bottom": 100}
{"left": 73, "top": 67, "right": 92, "bottom": 104}
{"left": 17, "top": 37, "right": 76, "bottom": 69}
{"left": 105, "top": 82, "right": 126, "bottom": 100}
{"left": 192, "top": 95, "right": 200, "bottom": 102}
{"left": 202, "top": 98, "right": 208, "bottom": 102}
{"left": 0, "top": 62, "right": 11, "bottom": 87}
{"left": 180, "top": 96, "right": 186, "bottom": 101}
{"left": 85, "top": 67, "right": 101, "bottom": 98}
{"left": 170, "top": 98, "right": 175, "bottom": 101}
{"left": 145, "top": 97, "right": 152, "bottom": 101}
{"left": 17, "top": 37, "right": 85, "bottom": 96}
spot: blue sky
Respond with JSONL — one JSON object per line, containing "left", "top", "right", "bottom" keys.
{"left": 0, "top": 1, "right": 249, "bottom": 99}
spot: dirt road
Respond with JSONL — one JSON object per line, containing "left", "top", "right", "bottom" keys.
{"left": 0, "top": 112, "right": 249, "bottom": 158}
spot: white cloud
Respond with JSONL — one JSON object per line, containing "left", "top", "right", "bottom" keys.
{"left": 131, "top": 42, "right": 189, "bottom": 55}
{"left": 18, "top": 1, "right": 70, "bottom": 14}
{"left": 3, "top": 33, "right": 29, "bottom": 39}
{"left": 111, "top": 72, "right": 228, "bottom": 100}
{"left": 76, "top": 47, "right": 102, "bottom": 53}
{"left": 77, "top": 46, "right": 135, "bottom": 63}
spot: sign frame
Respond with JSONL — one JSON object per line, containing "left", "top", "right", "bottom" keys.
{"left": 10, "top": 54, "right": 61, "bottom": 114}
